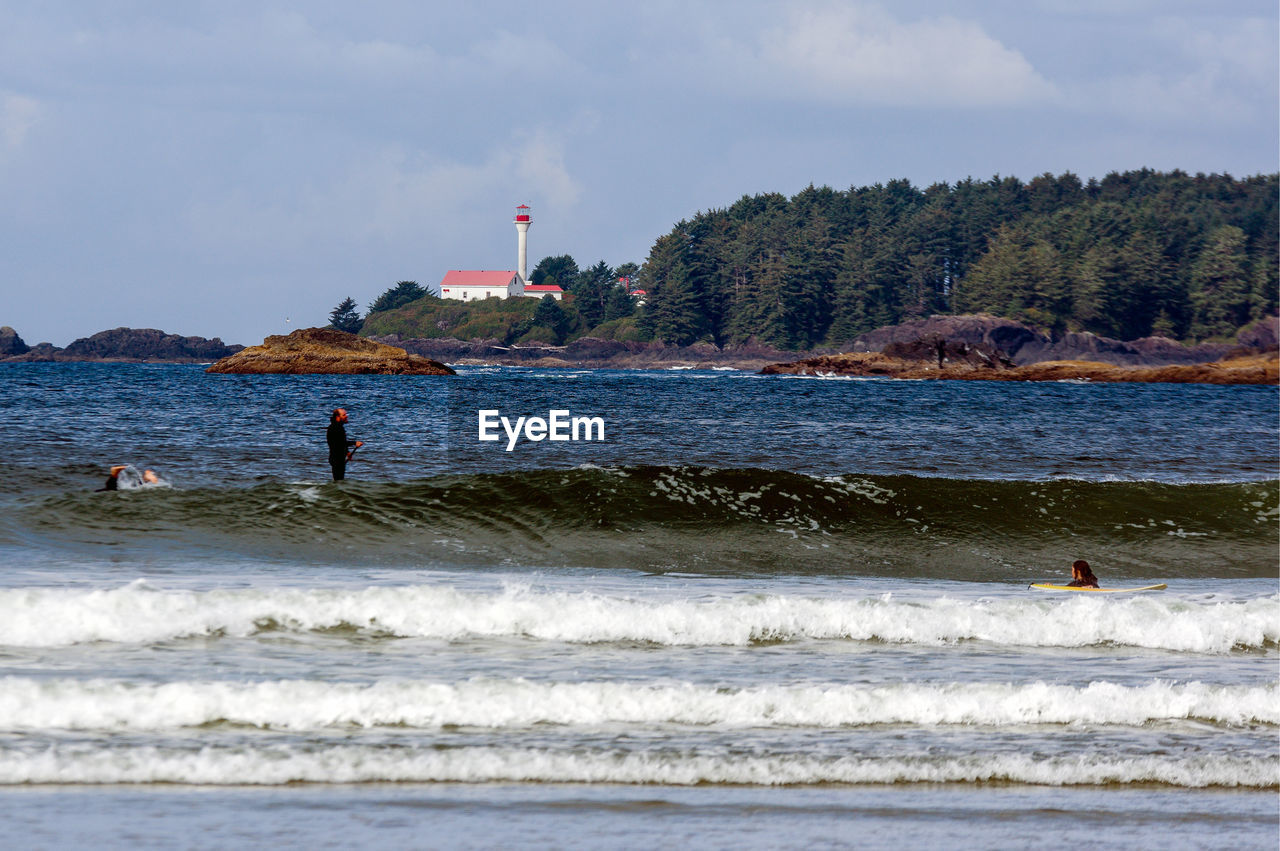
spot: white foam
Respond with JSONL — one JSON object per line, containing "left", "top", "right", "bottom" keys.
{"left": 0, "top": 745, "right": 1271, "bottom": 788}
{"left": 0, "top": 677, "right": 1272, "bottom": 731}
{"left": 0, "top": 582, "right": 1275, "bottom": 653}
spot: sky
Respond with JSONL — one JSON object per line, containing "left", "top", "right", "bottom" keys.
{"left": 1, "top": 1, "right": 1276, "bottom": 346}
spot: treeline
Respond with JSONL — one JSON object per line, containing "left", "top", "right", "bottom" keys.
{"left": 636, "top": 169, "right": 1278, "bottom": 348}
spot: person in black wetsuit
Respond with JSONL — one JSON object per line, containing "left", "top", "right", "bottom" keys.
{"left": 326, "top": 408, "right": 362, "bottom": 481}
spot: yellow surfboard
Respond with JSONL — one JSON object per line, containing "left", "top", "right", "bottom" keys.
{"left": 1029, "top": 583, "right": 1167, "bottom": 593}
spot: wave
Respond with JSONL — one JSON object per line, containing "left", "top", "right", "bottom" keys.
{"left": 3, "top": 467, "right": 1276, "bottom": 578}
{"left": 1, "top": 582, "right": 1274, "bottom": 652}
{"left": 0, "top": 745, "right": 1272, "bottom": 788}
{"left": 0, "top": 677, "right": 1272, "bottom": 731}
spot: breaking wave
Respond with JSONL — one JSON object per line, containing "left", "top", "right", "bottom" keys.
{"left": 0, "top": 745, "right": 1273, "bottom": 788}
{"left": 0, "top": 582, "right": 1274, "bottom": 652}
{"left": 0, "top": 677, "right": 1273, "bottom": 731}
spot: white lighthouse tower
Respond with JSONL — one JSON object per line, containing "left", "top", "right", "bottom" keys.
{"left": 514, "top": 204, "right": 532, "bottom": 283}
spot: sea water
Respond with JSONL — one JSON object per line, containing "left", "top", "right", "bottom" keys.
{"left": 0, "top": 364, "right": 1276, "bottom": 849}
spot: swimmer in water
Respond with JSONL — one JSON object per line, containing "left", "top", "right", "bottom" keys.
{"left": 97, "top": 465, "right": 130, "bottom": 491}
{"left": 1066, "top": 559, "right": 1100, "bottom": 588}
{"left": 97, "top": 465, "right": 162, "bottom": 490}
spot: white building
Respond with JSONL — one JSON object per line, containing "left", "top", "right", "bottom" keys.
{"left": 439, "top": 270, "right": 525, "bottom": 300}
{"left": 437, "top": 204, "right": 564, "bottom": 301}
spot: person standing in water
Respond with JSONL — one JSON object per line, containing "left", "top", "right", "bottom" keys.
{"left": 326, "top": 408, "right": 363, "bottom": 481}
{"left": 1066, "top": 559, "right": 1100, "bottom": 588}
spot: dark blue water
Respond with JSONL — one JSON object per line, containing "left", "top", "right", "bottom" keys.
{"left": 5, "top": 363, "right": 1275, "bottom": 488}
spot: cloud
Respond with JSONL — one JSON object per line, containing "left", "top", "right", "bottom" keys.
{"left": 739, "top": 4, "right": 1055, "bottom": 107}
{"left": 184, "top": 129, "right": 582, "bottom": 259}
{"left": 1068, "top": 15, "right": 1277, "bottom": 124}
{"left": 0, "top": 91, "right": 41, "bottom": 151}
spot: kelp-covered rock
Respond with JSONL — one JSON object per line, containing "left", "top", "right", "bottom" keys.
{"left": 207, "top": 328, "right": 454, "bottom": 375}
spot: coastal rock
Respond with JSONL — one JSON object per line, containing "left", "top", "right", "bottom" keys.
{"left": 371, "top": 334, "right": 804, "bottom": 370}
{"left": 841, "top": 314, "right": 1236, "bottom": 366}
{"left": 0, "top": 326, "right": 30, "bottom": 357}
{"left": 3, "top": 327, "right": 243, "bottom": 362}
{"left": 761, "top": 344, "right": 1277, "bottom": 385}
{"left": 207, "top": 327, "right": 455, "bottom": 375}
{"left": 844, "top": 314, "right": 1042, "bottom": 360}
{"left": 59, "top": 327, "right": 243, "bottom": 362}
{"left": 1236, "top": 315, "right": 1279, "bottom": 350}
{"left": 4, "top": 342, "right": 62, "bottom": 362}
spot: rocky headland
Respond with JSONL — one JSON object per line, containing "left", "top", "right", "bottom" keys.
{"left": 206, "top": 327, "right": 455, "bottom": 375}
{"left": 369, "top": 334, "right": 802, "bottom": 370}
{"left": 1, "top": 326, "right": 242, "bottom": 363}
{"left": 372, "top": 313, "right": 1279, "bottom": 373}
{"left": 761, "top": 331, "right": 1278, "bottom": 385}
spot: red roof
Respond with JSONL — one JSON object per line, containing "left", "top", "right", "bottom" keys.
{"left": 440, "top": 270, "right": 520, "bottom": 288}
{"left": 524, "top": 284, "right": 563, "bottom": 293}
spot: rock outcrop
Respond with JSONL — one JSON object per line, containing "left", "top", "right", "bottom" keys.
{"left": 0, "top": 326, "right": 29, "bottom": 357}
{"left": 371, "top": 334, "right": 805, "bottom": 370}
{"left": 761, "top": 342, "right": 1277, "bottom": 385}
{"left": 59, "top": 327, "right": 242, "bottom": 361}
{"left": 1, "top": 327, "right": 242, "bottom": 362}
{"left": 839, "top": 314, "right": 1238, "bottom": 366}
{"left": 207, "top": 327, "right": 455, "bottom": 375}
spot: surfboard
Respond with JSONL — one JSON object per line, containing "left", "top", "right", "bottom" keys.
{"left": 1029, "top": 583, "right": 1167, "bottom": 593}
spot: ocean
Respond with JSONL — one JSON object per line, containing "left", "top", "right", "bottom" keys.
{"left": 0, "top": 363, "right": 1276, "bottom": 849}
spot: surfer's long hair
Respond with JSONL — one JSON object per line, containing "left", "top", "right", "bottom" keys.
{"left": 1072, "top": 560, "right": 1098, "bottom": 585}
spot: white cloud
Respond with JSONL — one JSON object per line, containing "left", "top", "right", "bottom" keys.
{"left": 732, "top": 3, "right": 1055, "bottom": 107}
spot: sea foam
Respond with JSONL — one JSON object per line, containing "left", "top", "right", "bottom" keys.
{"left": 0, "top": 582, "right": 1275, "bottom": 653}
{"left": 0, "top": 677, "right": 1273, "bottom": 731}
{"left": 0, "top": 744, "right": 1273, "bottom": 788}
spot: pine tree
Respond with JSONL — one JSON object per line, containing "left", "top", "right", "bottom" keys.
{"left": 532, "top": 295, "right": 569, "bottom": 344}
{"left": 328, "top": 297, "right": 363, "bottom": 334}
{"left": 368, "top": 281, "right": 427, "bottom": 313}
{"left": 1189, "top": 225, "right": 1250, "bottom": 340}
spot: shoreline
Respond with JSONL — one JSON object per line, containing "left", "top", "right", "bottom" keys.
{"left": 759, "top": 350, "right": 1279, "bottom": 386}
{"left": 8, "top": 352, "right": 1277, "bottom": 384}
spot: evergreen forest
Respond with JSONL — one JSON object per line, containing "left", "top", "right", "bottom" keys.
{"left": 636, "top": 169, "right": 1277, "bottom": 348}
{"left": 346, "top": 169, "right": 1277, "bottom": 351}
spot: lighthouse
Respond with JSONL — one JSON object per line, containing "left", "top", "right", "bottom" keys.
{"left": 514, "top": 204, "right": 532, "bottom": 283}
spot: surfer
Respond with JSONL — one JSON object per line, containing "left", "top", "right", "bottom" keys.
{"left": 326, "top": 408, "right": 363, "bottom": 481}
{"left": 1066, "top": 559, "right": 1100, "bottom": 588}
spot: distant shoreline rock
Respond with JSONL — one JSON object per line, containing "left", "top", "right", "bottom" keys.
{"left": 0, "top": 326, "right": 30, "bottom": 357}
{"left": 761, "top": 341, "right": 1278, "bottom": 385}
{"left": 369, "top": 334, "right": 808, "bottom": 370}
{"left": 1, "top": 327, "right": 242, "bottom": 363}
{"left": 835, "top": 314, "right": 1252, "bottom": 367}
{"left": 371, "top": 314, "right": 1279, "bottom": 371}
{"left": 206, "top": 327, "right": 455, "bottom": 375}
